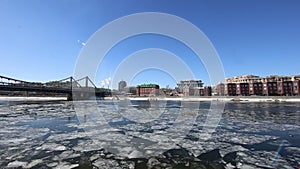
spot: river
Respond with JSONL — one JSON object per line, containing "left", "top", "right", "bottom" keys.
{"left": 0, "top": 100, "right": 299, "bottom": 168}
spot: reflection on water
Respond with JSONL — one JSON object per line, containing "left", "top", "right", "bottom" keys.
{"left": 0, "top": 100, "right": 299, "bottom": 168}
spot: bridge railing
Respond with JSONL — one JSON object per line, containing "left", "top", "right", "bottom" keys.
{"left": 0, "top": 81, "right": 44, "bottom": 88}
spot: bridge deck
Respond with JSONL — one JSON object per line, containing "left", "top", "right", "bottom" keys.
{"left": 0, "top": 75, "right": 111, "bottom": 100}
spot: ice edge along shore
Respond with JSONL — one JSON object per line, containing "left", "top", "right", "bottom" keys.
{"left": 109, "top": 96, "right": 300, "bottom": 102}
{"left": 1, "top": 96, "right": 300, "bottom": 102}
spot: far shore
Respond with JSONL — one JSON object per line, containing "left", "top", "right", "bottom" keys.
{"left": 1, "top": 96, "right": 300, "bottom": 103}
{"left": 106, "top": 95, "right": 300, "bottom": 102}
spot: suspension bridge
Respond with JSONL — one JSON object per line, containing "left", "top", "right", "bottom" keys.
{"left": 0, "top": 75, "right": 111, "bottom": 100}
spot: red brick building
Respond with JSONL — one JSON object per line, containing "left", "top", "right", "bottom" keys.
{"left": 225, "top": 75, "right": 300, "bottom": 96}
{"left": 264, "top": 82, "right": 277, "bottom": 96}
{"left": 216, "top": 83, "right": 225, "bottom": 96}
{"left": 136, "top": 84, "right": 159, "bottom": 96}
{"left": 236, "top": 83, "right": 250, "bottom": 96}
{"left": 251, "top": 82, "right": 263, "bottom": 95}
{"left": 225, "top": 83, "right": 237, "bottom": 96}
{"left": 198, "top": 86, "right": 212, "bottom": 96}
{"left": 293, "top": 81, "right": 300, "bottom": 95}
{"left": 282, "top": 81, "right": 293, "bottom": 96}
{"left": 204, "top": 86, "right": 212, "bottom": 96}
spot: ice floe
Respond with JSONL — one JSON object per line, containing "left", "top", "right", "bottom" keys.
{"left": 7, "top": 160, "right": 28, "bottom": 168}
{"left": 0, "top": 100, "right": 299, "bottom": 168}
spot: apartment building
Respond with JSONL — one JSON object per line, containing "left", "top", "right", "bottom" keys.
{"left": 222, "top": 75, "right": 300, "bottom": 96}
{"left": 177, "top": 80, "right": 204, "bottom": 96}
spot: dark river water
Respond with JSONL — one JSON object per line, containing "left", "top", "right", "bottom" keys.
{"left": 0, "top": 100, "right": 299, "bottom": 169}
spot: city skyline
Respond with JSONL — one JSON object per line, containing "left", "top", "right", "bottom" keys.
{"left": 1, "top": 1, "right": 300, "bottom": 88}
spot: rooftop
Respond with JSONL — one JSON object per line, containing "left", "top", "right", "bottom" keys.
{"left": 137, "top": 84, "right": 159, "bottom": 88}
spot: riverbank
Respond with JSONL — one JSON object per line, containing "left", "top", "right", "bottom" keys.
{"left": 1, "top": 96, "right": 300, "bottom": 103}
{"left": 106, "top": 96, "right": 300, "bottom": 102}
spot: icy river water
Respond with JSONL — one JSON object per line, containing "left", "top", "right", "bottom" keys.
{"left": 0, "top": 100, "right": 299, "bottom": 169}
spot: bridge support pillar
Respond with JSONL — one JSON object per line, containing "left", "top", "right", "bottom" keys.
{"left": 24, "top": 91, "right": 29, "bottom": 97}
{"left": 67, "top": 93, "right": 73, "bottom": 101}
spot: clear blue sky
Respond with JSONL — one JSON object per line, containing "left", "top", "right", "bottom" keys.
{"left": 1, "top": 0, "right": 300, "bottom": 88}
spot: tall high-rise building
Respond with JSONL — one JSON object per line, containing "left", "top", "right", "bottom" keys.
{"left": 118, "top": 80, "right": 127, "bottom": 91}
